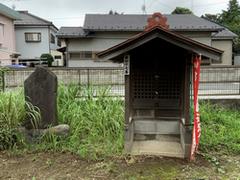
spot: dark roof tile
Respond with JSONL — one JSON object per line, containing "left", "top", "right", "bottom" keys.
{"left": 84, "top": 14, "right": 223, "bottom": 31}
{"left": 57, "top": 27, "right": 86, "bottom": 38}
{"left": 212, "top": 29, "right": 238, "bottom": 39}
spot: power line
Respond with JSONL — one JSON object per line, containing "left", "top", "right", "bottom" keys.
{"left": 48, "top": 16, "right": 85, "bottom": 20}
{"left": 142, "top": 0, "right": 147, "bottom": 14}
{"left": 147, "top": 0, "right": 174, "bottom": 10}
{"left": 193, "top": 1, "right": 227, "bottom": 8}
{"left": 147, "top": 0, "right": 228, "bottom": 11}
{"left": 191, "top": 0, "right": 194, "bottom": 12}
{"left": 147, "top": 0, "right": 158, "bottom": 9}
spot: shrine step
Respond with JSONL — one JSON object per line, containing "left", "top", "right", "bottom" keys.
{"left": 134, "top": 120, "right": 180, "bottom": 134}
{"left": 134, "top": 134, "right": 180, "bottom": 141}
{"left": 131, "top": 139, "right": 185, "bottom": 158}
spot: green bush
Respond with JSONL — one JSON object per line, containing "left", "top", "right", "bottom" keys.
{"left": 40, "top": 53, "right": 54, "bottom": 67}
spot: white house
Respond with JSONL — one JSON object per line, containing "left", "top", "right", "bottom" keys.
{"left": 14, "top": 11, "right": 63, "bottom": 66}
{"left": 57, "top": 14, "right": 237, "bottom": 67}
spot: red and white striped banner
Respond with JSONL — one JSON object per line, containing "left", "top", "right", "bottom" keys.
{"left": 190, "top": 55, "right": 201, "bottom": 161}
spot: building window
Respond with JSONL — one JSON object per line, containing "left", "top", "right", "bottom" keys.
{"left": 0, "top": 24, "right": 4, "bottom": 44}
{"left": 69, "top": 51, "right": 97, "bottom": 60}
{"left": 54, "top": 55, "right": 61, "bottom": 59}
{"left": 25, "top": 33, "right": 41, "bottom": 42}
{"left": 50, "top": 33, "right": 55, "bottom": 44}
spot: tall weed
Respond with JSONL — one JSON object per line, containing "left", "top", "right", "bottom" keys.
{"left": 0, "top": 91, "right": 25, "bottom": 149}
{"left": 0, "top": 91, "right": 40, "bottom": 150}
{"left": 200, "top": 102, "right": 240, "bottom": 154}
{"left": 57, "top": 85, "right": 124, "bottom": 159}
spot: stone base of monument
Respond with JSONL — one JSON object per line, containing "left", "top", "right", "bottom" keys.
{"left": 19, "top": 124, "right": 70, "bottom": 143}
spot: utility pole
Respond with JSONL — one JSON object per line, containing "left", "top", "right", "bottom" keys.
{"left": 191, "top": 0, "right": 194, "bottom": 13}
{"left": 2, "top": 0, "right": 21, "bottom": 10}
{"left": 142, "top": 0, "right": 147, "bottom": 14}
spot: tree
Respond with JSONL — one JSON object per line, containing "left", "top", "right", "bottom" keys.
{"left": 219, "top": 0, "right": 240, "bottom": 33}
{"left": 201, "top": 14, "right": 220, "bottom": 22}
{"left": 171, "top": 7, "right": 193, "bottom": 14}
{"left": 109, "top": 10, "right": 122, "bottom": 15}
{"left": 219, "top": 0, "right": 240, "bottom": 52}
{"left": 109, "top": 10, "right": 113, "bottom": 15}
{"left": 40, "top": 54, "right": 54, "bottom": 67}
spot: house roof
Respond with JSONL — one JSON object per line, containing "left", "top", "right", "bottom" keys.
{"left": 212, "top": 29, "right": 238, "bottom": 40}
{"left": 0, "top": 3, "right": 20, "bottom": 20}
{"left": 57, "top": 27, "right": 86, "bottom": 38}
{"left": 84, "top": 14, "right": 223, "bottom": 32}
{"left": 57, "top": 14, "right": 236, "bottom": 40}
{"left": 97, "top": 26, "right": 223, "bottom": 61}
{"left": 14, "top": 11, "right": 58, "bottom": 30}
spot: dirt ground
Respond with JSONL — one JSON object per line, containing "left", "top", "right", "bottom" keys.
{"left": 0, "top": 151, "right": 240, "bottom": 180}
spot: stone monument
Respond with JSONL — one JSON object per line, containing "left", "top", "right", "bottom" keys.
{"left": 24, "top": 67, "right": 58, "bottom": 129}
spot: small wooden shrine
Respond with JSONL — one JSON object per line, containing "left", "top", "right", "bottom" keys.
{"left": 97, "top": 13, "right": 223, "bottom": 158}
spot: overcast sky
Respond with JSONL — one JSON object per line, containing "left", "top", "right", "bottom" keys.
{"left": 1, "top": 0, "right": 232, "bottom": 28}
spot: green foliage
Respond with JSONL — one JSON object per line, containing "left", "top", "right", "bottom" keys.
{"left": 171, "top": 7, "right": 193, "bottom": 14}
{"left": 40, "top": 53, "right": 54, "bottom": 67}
{"left": 36, "top": 85, "right": 124, "bottom": 159}
{"left": 56, "top": 85, "right": 124, "bottom": 159}
{"left": 0, "top": 91, "right": 25, "bottom": 150}
{"left": 219, "top": 0, "right": 240, "bottom": 52}
{"left": 202, "top": 0, "right": 240, "bottom": 52}
{"left": 0, "top": 91, "right": 41, "bottom": 150}
{"left": 219, "top": 0, "right": 240, "bottom": 26}
{"left": 200, "top": 102, "right": 240, "bottom": 154}
{"left": 201, "top": 14, "right": 221, "bottom": 22}
{"left": 1, "top": 85, "right": 240, "bottom": 159}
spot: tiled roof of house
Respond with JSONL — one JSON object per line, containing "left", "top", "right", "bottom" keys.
{"left": 0, "top": 3, "right": 20, "bottom": 20}
{"left": 57, "top": 27, "right": 86, "bottom": 38}
{"left": 14, "top": 11, "right": 58, "bottom": 30}
{"left": 212, "top": 29, "right": 238, "bottom": 39}
{"left": 97, "top": 26, "right": 223, "bottom": 61}
{"left": 84, "top": 14, "right": 223, "bottom": 31}
{"left": 57, "top": 14, "right": 237, "bottom": 40}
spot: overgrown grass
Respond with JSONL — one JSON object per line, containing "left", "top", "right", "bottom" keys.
{"left": 38, "top": 85, "right": 124, "bottom": 159}
{"left": 1, "top": 86, "right": 240, "bottom": 159}
{"left": 0, "top": 90, "right": 41, "bottom": 150}
{"left": 0, "top": 91, "right": 25, "bottom": 150}
{"left": 200, "top": 102, "right": 240, "bottom": 154}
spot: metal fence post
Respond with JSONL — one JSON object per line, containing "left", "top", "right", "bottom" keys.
{"left": 78, "top": 69, "right": 81, "bottom": 87}
{"left": 78, "top": 69, "right": 81, "bottom": 97}
{"left": 0, "top": 70, "right": 5, "bottom": 92}
{"left": 0, "top": 71, "right": 2, "bottom": 92}
{"left": 239, "top": 76, "right": 240, "bottom": 95}
{"left": 87, "top": 68, "right": 90, "bottom": 89}
{"left": 2, "top": 71, "right": 5, "bottom": 92}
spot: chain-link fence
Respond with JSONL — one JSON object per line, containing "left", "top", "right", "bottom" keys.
{"left": 4, "top": 67, "right": 125, "bottom": 96}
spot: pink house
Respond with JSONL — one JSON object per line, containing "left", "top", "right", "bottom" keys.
{"left": 0, "top": 3, "right": 20, "bottom": 66}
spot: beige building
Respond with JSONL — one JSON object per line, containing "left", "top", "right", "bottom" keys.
{"left": 57, "top": 14, "right": 237, "bottom": 67}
